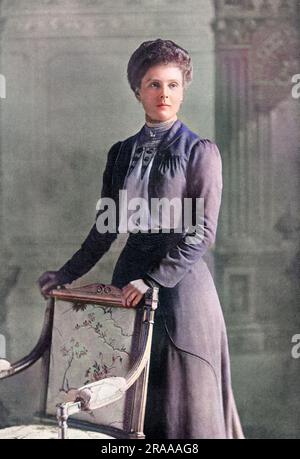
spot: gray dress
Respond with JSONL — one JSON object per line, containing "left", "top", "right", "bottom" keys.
{"left": 110, "top": 121, "right": 244, "bottom": 439}
{"left": 58, "top": 119, "right": 244, "bottom": 439}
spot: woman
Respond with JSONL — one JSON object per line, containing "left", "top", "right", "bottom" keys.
{"left": 38, "top": 39, "right": 244, "bottom": 439}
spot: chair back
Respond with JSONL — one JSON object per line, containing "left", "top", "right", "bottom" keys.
{"left": 46, "top": 283, "right": 154, "bottom": 437}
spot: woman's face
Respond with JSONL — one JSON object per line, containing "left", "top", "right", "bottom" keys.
{"left": 137, "top": 64, "right": 184, "bottom": 124}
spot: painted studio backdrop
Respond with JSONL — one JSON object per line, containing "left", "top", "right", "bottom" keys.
{"left": 0, "top": 0, "right": 300, "bottom": 439}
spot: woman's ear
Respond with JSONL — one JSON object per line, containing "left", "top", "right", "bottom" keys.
{"left": 135, "top": 90, "right": 141, "bottom": 102}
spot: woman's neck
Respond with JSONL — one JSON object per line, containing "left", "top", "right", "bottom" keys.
{"left": 145, "top": 115, "right": 178, "bottom": 128}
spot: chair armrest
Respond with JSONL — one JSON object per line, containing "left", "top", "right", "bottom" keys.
{"left": 75, "top": 376, "right": 127, "bottom": 411}
{"left": 74, "top": 306, "right": 154, "bottom": 411}
{"left": 0, "top": 297, "right": 55, "bottom": 380}
{"left": 0, "top": 359, "right": 12, "bottom": 375}
{"left": 56, "top": 376, "right": 128, "bottom": 439}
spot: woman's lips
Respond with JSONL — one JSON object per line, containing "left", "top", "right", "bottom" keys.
{"left": 157, "top": 104, "right": 170, "bottom": 108}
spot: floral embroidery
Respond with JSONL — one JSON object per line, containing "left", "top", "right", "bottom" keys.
{"left": 84, "top": 352, "right": 123, "bottom": 385}
{"left": 58, "top": 305, "right": 132, "bottom": 395}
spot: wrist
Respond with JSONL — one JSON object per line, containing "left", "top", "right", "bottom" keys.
{"left": 129, "top": 279, "right": 150, "bottom": 294}
{"left": 143, "top": 275, "right": 161, "bottom": 289}
{"left": 56, "top": 267, "right": 75, "bottom": 286}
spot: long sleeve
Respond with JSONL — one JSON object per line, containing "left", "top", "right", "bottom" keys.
{"left": 145, "top": 140, "right": 223, "bottom": 288}
{"left": 56, "top": 141, "right": 122, "bottom": 284}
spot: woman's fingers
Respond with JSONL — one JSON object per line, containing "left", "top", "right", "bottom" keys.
{"left": 132, "top": 292, "right": 143, "bottom": 307}
{"left": 38, "top": 272, "right": 59, "bottom": 298}
{"left": 38, "top": 271, "right": 56, "bottom": 287}
{"left": 126, "top": 292, "right": 137, "bottom": 307}
{"left": 38, "top": 272, "right": 50, "bottom": 285}
{"left": 121, "top": 284, "right": 143, "bottom": 308}
{"left": 124, "top": 291, "right": 143, "bottom": 308}
{"left": 124, "top": 290, "right": 137, "bottom": 307}
{"left": 41, "top": 280, "right": 57, "bottom": 298}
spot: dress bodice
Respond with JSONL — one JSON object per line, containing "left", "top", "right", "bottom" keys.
{"left": 119, "top": 119, "right": 176, "bottom": 233}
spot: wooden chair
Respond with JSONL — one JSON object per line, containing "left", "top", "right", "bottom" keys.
{"left": 0, "top": 283, "right": 158, "bottom": 439}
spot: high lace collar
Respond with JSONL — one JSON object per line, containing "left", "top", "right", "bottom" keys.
{"left": 142, "top": 119, "right": 177, "bottom": 140}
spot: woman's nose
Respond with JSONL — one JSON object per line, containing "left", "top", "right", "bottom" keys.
{"left": 160, "top": 86, "right": 169, "bottom": 99}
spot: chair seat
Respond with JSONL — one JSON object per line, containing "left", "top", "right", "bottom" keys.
{"left": 0, "top": 424, "right": 114, "bottom": 439}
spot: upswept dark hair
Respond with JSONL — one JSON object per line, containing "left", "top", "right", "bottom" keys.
{"left": 127, "top": 38, "right": 193, "bottom": 96}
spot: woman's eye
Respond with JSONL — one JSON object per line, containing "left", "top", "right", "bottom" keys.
{"left": 149, "top": 82, "right": 179, "bottom": 89}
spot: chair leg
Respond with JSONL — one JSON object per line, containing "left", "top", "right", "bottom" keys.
{"left": 57, "top": 405, "right": 69, "bottom": 439}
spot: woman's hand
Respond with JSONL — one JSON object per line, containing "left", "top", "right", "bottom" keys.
{"left": 121, "top": 279, "right": 150, "bottom": 308}
{"left": 38, "top": 270, "right": 63, "bottom": 299}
